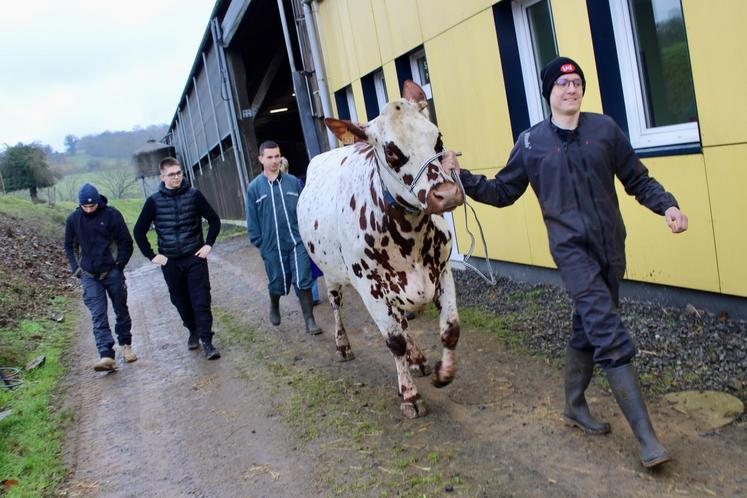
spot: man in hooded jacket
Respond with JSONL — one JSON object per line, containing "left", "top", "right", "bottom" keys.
{"left": 65, "top": 183, "right": 135, "bottom": 371}
{"left": 442, "top": 57, "right": 688, "bottom": 468}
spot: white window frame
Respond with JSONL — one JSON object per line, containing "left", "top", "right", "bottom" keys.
{"left": 409, "top": 49, "right": 432, "bottom": 99}
{"left": 373, "top": 70, "right": 388, "bottom": 110}
{"left": 512, "top": 0, "right": 557, "bottom": 125}
{"left": 608, "top": 0, "right": 699, "bottom": 149}
{"left": 345, "top": 85, "right": 358, "bottom": 122}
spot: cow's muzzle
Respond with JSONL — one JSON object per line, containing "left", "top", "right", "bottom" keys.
{"left": 425, "top": 181, "right": 464, "bottom": 215}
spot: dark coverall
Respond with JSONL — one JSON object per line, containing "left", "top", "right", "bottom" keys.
{"left": 245, "top": 172, "right": 313, "bottom": 296}
{"left": 459, "top": 113, "right": 678, "bottom": 368}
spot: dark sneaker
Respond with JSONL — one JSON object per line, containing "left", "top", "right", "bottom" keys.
{"left": 203, "top": 343, "right": 221, "bottom": 360}
{"left": 188, "top": 331, "right": 200, "bottom": 350}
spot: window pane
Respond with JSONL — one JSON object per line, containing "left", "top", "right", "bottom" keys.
{"left": 527, "top": 1, "right": 557, "bottom": 75}
{"left": 628, "top": 0, "right": 697, "bottom": 127}
{"left": 417, "top": 56, "right": 431, "bottom": 85}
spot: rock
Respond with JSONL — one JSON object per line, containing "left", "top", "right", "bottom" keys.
{"left": 26, "top": 355, "right": 46, "bottom": 371}
{"left": 665, "top": 390, "right": 744, "bottom": 429}
{"left": 0, "top": 409, "right": 12, "bottom": 422}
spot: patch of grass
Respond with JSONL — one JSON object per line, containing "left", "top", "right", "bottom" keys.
{"left": 214, "top": 307, "right": 463, "bottom": 497}
{"left": 0, "top": 296, "right": 76, "bottom": 497}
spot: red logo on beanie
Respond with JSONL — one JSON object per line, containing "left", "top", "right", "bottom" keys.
{"left": 560, "top": 63, "right": 576, "bottom": 73}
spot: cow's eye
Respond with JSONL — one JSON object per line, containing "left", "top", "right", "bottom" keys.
{"left": 435, "top": 134, "right": 444, "bottom": 154}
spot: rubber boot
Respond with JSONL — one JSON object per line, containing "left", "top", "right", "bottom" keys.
{"left": 606, "top": 363, "right": 671, "bottom": 468}
{"left": 269, "top": 293, "right": 281, "bottom": 326}
{"left": 563, "top": 345, "right": 610, "bottom": 435}
{"left": 298, "top": 289, "right": 322, "bottom": 335}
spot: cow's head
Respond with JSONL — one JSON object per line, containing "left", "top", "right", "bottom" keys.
{"left": 325, "top": 81, "right": 464, "bottom": 215}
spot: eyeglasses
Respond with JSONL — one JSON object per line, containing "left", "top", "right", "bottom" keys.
{"left": 554, "top": 77, "right": 583, "bottom": 89}
{"left": 164, "top": 171, "right": 183, "bottom": 178}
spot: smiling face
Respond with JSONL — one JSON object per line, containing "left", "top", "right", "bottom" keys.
{"left": 549, "top": 73, "right": 584, "bottom": 118}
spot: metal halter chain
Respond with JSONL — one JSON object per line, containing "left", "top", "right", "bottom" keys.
{"left": 371, "top": 146, "right": 496, "bottom": 285}
{"left": 451, "top": 171, "right": 497, "bottom": 286}
{"left": 373, "top": 148, "right": 457, "bottom": 214}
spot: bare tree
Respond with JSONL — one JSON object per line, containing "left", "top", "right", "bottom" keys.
{"left": 57, "top": 175, "right": 81, "bottom": 202}
{"left": 98, "top": 167, "right": 138, "bottom": 199}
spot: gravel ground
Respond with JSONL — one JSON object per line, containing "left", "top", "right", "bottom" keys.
{"left": 453, "top": 269, "right": 747, "bottom": 406}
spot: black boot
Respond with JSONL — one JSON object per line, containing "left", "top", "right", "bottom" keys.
{"left": 187, "top": 330, "right": 200, "bottom": 350}
{"left": 563, "top": 345, "right": 610, "bottom": 435}
{"left": 202, "top": 340, "right": 221, "bottom": 360}
{"left": 606, "top": 363, "right": 670, "bottom": 468}
{"left": 269, "top": 293, "right": 281, "bottom": 326}
{"left": 298, "top": 289, "right": 322, "bottom": 335}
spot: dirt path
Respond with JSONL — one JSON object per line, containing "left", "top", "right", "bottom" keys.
{"left": 61, "top": 237, "right": 747, "bottom": 497}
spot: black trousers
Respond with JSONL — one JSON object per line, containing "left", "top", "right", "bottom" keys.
{"left": 161, "top": 255, "right": 213, "bottom": 342}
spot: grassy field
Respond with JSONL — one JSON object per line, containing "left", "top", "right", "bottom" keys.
{"left": 0, "top": 198, "right": 77, "bottom": 496}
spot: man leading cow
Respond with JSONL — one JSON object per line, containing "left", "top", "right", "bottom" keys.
{"left": 442, "top": 56, "right": 688, "bottom": 468}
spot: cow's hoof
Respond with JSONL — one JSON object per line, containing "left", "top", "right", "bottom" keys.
{"left": 431, "top": 360, "right": 454, "bottom": 388}
{"left": 409, "top": 362, "right": 431, "bottom": 377}
{"left": 336, "top": 349, "right": 355, "bottom": 362}
{"left": 400, "top": 398, "right": 428, "bottom": 419}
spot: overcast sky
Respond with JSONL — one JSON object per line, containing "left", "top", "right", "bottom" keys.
{"left": 0, "top": 0, "right": 215, "bottom": 152}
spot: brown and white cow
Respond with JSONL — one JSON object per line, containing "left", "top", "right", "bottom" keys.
{"left": 297, "top": 81, "right": 464, "bottom": 418}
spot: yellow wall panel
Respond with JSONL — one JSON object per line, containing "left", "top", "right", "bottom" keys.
{"left": 316, "top": 0, "right": 350, "bottom": 91}
{"left": 371, "top": 0, "right": 423, "bottom": 63}
{"left": 347, "top": 0, "right": 381, "bottom": 77}
{"left": 382, "top": 61, "right": 400, "bottom": 102}
{"left": 704, "top": 144, "right": 747, "bottom": 296}
{"left": 350, "top": 79, "right": 367, "bottom": 123}
{"left": 425, "top": 10, "right": 515, "bottom": 172}
{"left": 682, "top": 1, "right": 747, "bottom": 147}
{"left": 336, "top": 0, "right": 360, "bottom": 82}
{"left": 550, "top": 0, "right": 603, "bottom": 113}
{"left": 417, "top": 0, "right": 494, "bottom": 41}
{"left": 621, "top": 155, "right": 719, "bottom": 292}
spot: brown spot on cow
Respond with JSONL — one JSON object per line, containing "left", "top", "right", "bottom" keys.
{"left": 307, "top": 241, "right": 315, "bottom": 254}
{"left": 441, "top": 320, "right": 460, "bottom": 349}
{"left": 364, "top": 233, "right": 375, "bottom": 247}
{"left": 426, "top": 164, "right": 440, "bottom": 181}
{"left": 359, "top": 204, "right": 367, "bottom": 230}
{"left": 329, "top": 289, "right": 342, "bottom": 307}
{"left": 417, "top": 189, "right": 427, "bottom": 204}
{"left": 314, "top": 219, "right": 319, "bottom": 230}
{"left": 386, "top": 334, "right": 407, "bottom": 356}
{"left": 384, "top": 141, "right": 409, "bottom": 172}
{"left": 403, "top": 174, "right": 414, "bottom": 185}
{"left": 349, "top": 195, "right": 356, "bottom": 211}
{"left": 351, "top": 263, "right": 363, "bottom": 278}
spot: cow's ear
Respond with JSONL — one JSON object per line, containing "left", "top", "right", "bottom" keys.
{"left": 325, "top": 118, "right": 368, "bottom": 145}
{"left": 402, "top": 80, "right": 427, "bottom": 105}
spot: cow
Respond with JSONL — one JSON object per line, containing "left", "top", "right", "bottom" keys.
{"left": 297, "top": 81, "right": 464, "bottom": 418}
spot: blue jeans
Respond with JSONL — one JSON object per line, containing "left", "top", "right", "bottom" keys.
{"left": 81, "top": 268, "right": 132, "bottom": 358}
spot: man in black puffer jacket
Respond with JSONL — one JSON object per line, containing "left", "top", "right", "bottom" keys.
{"left": 133, "top": 157, "right": 222, "bottom": 360}
{"left": 65, "top": 183, "right": 135, "bottom": 371}
{"left": 442, "top": 57, "right": 689, "bottom": 468}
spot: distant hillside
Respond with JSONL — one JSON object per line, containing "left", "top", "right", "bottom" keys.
{"left": 75, "top": 124, "right": 169, "bottom": 159}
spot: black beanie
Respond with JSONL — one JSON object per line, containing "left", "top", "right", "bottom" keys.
{"left": 78, "top": 183, "right": 100, "bottom": 205}
{"left": 540, "top": 56, "right": 585, "bottom": 102}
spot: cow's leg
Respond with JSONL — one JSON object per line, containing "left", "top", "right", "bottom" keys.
{"left": 367, "top": 303, "right": 427, "bottom": 418}
{"left": 328, "top": 282, "right": 355, "bottom": 362}
{"left": 432, "top": 266, "right": 460, "bottom": 388}
{"left": 405, "top": 332, "right": 431, "bottom": 376}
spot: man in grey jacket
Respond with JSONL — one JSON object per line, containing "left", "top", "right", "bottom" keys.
{"left": 442, "top": 57, "right": 688, "bottom": 468}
